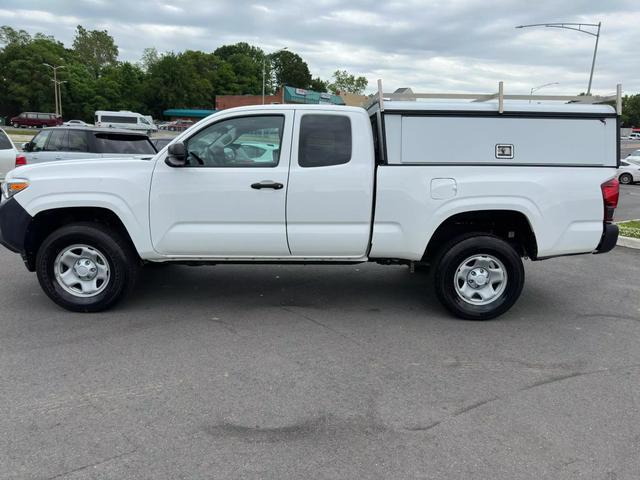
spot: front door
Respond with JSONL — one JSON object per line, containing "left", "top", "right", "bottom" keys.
{"left": 149, "top": 111, "right": 293, "bottom": 257}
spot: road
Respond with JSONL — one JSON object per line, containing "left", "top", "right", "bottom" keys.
{"left": 1, "top": 241, "right": 639, "bottom": 478}
{"left": 618, "top": 184, "right": 640, "bottom": 221}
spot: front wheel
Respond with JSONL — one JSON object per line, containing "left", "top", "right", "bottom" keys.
{"left": 434, "top": 234, "right": 524, "bottom": 320}
{"left": 36, "top": 223, "right": 139, "bottom": 312}
{"left": 12, "top": 123, "right": 19, "bottom": 128}
{"left": 619, "top": 173, "right": 633, "bottom": 185}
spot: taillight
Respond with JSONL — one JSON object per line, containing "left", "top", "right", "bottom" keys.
{"left": 601, "top": 178, "right": 619, "bottom": 222}
{"left": 15, "top": 153, "right": 26, "bottom": 167}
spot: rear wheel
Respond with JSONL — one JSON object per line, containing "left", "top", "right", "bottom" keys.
{"left": 12, "top": 123, "right": 19, "bottom": 128}
{"left": 619, "top": 173, "right": 633, "bottom": 185}
{"left": 36, "top": 223, "right": 139, "bottom": 312}
{"left": 434, "top": 234, "right": 524, "bottom": 320}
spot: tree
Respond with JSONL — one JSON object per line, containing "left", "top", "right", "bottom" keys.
{"left": 621, "top": 95, "right": 640, "bottom": 127}
{"left": 0, "top": 26, "right": 31, "bottom": 46}
{"left": 215, "top": 42, "right": 267, "bottom": 94}
{"left": 328, "top": 69, "right": 368, "bottom": 95}
{"left": 270, "top": 50, "right": 311, "bottom": 89}
{"left": 72, "top": 25, "right": 118, "bottom": 78}
{"left": 309, "top": 76, "right": 329, "bottom": 92}
{"left": 140, "top": 47, "right": 160, "bottom": 72}
{"left": 0, "top": 27, "right": 69, "bottom": 117}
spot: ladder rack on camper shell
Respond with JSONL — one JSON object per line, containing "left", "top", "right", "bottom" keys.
{"left": 366, "top": 80, "right": 623, "bottom": 115}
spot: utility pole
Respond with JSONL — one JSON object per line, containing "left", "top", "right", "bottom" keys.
{"left": 515, "top": 22, "right": 601, "bottom": 95}
{"left": 56, "top": 80, "right": 68, "bottom": 117}
{"left": 43, "top": 63, "right": 65, "bottom": 116}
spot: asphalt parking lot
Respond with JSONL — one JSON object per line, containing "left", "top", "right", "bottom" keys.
{"left": 1, "top": 237, "right": 639, "bottom": 478}
{"left": 0, "top": 137, "right": 638, "bottom": 479}
{"left": 618, "top": 184, "right": 640, "bottom": 221}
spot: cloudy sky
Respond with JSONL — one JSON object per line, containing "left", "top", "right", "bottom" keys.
{"left": 1, "top": 0, "right": 638, "bottom": 95}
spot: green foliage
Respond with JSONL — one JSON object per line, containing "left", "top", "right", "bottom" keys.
{"left": 72, "top": 25, "right": 118, "bottom": 78}
{"left": 270, "top": 50, "right": 312, "bottom": 89}
{"left": 309, "top": 76, "right": 329, "bottom": 93}
{"left": 0, "top": 25, "right": 372, "bottom": 122}
{"left": 621, "top": 95, "right": 640, "bottom": 127}
{"left": 328, "top": 69, "right": 368, "bottom": 95}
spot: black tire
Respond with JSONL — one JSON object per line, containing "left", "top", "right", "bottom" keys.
{"left": 619, "top": 173, "right": 633, "bottom": 185}
{"left": 12, "top": 123, "right": 19, "bottom": 128}
{"left": 433, "top": 234, "right": 524, "bottom": 320}
{"left": 36, "top": 223, "right": 139, "bottom": 312}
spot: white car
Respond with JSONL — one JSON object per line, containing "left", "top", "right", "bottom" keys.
{"left": 628, "top": 133, "right": 640, "bottom": 140}
{"left": 63, "top": 119, "right": 91, "bottom": 127}
{"left": 625, "top": 149, "right": 640, "bottom": 162}
{"left": 0, "top": 128, "right": 22, "bottom": 183}
{"left": 618, "top": 158, "right": 640, "bottom": 184}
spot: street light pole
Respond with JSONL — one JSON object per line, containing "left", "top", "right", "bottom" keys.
{"left": 529, "top": 82, "right": 560, "bottom": 103}
{"left": 56, "top": 80, "right": 68, "bottom": 117}
{"left": 587, "top": 22, "right": 601, "bottom": 95}
{"left": 515, "top": 22, "right": 601, "bottom": 95}
{"left": 43, "top": 63, "right": 65, "bottom": 116}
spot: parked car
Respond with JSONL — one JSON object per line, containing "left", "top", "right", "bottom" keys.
{"left": 625, "top": 149, "right": 640, "bottom": 162}
{"left": 94, "top": 110, "right": 157, "bottom": 134}
{"left": 0, "top": 128, "right": 25, "bottom": 183}
{"left": 0, "top": 98, "right": 620, "bottom": 319}
{"left": 618, "top": 159, "right": 640, "bottom": 184}
{"left": 10, "top": 112, "right": 62, "bottom": 129}
{"left": 628, "top": 133, "right": 640, "bottom": 140}
{"left": 234, "top": 141, "right": 280, "bottom": 164}
{"left": 166, "top": 119, "right": 194, "bottom": 132}
{"left": 63, "top": 120, "right": 91, "bottom": 127}
{"left": 21, "top": 127, "right": 156, "bottom": 164}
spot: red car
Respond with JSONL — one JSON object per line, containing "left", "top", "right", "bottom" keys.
{"left": 167, "top": 119, "right": 194, "bottom": 132}
{"left": 10, "top": 112, "right": 63, "bottom": 129}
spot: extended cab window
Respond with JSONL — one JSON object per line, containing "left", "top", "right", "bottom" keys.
{"left": 298, "top": 114, "right": 351, "bottom": 167}
{"left": 185, "top": 115, "right": 284, "bottom": 167}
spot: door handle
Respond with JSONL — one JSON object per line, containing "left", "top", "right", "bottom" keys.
{"left": 251, "top": 181, "right": 283, "bottom": 190}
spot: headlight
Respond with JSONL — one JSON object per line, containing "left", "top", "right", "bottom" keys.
{"left": 1, "top": 179, "right": 29, "bottom": 199}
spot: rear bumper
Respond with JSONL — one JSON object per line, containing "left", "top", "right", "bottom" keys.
{"left": 0, "top": 197, "right": 31, "bottom": 254}
{"left": 594, "top": 223, "right": 619, "bottom": 254}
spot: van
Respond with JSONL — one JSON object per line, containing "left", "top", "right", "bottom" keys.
{"left": 94, "top": 111, "right": 157, "bottom": 134}
{"left": 10, "top": 112, "right": 62, "bottom": 129}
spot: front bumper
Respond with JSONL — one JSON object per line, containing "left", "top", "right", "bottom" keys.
{"left": 594, "top": 223, "right": 619, "bottom": 254}
{"left": 0, "top": 197, "right": 32, "bottom": 254}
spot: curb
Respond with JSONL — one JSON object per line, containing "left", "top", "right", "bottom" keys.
{"left": 617, "top": 236, "right": 640, "bottom": 249}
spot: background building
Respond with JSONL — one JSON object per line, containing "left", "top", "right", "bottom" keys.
{"left": 162, "top": 108, "right": 217, "bottom": 122}
{"left": 216, "top": 86, "right": 345, "bottom": 110}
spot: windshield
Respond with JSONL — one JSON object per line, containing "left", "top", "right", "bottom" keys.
{"left": 93, "top": 133, "right": 155, "bottom": 154}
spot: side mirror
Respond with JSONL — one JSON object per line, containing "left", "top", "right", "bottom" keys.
{"left": 22, "top": 142, "right": 31, "bottom": 152}
{"left": 165, "top": 142, "right": 187, "bottom": 167}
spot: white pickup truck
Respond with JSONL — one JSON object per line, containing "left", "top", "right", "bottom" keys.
{"left": 0, "top": 84, "right": 622, "bottom": 320}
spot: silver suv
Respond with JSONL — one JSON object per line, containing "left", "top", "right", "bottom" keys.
{"left": 22, "top": 127, "right": 156, "bottom": 164}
